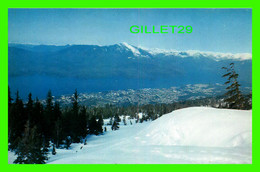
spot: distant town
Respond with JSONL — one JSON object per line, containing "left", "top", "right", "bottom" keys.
{"left": 44, "top": 84, "right": 251, "bottom": 107}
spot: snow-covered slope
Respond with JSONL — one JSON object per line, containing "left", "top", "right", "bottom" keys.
{"left": 9, "top": 107, "right": 252, "bottom": 164}
{"left": 141, "top": 47, "right": 252, "bottom": 61}
{"left": 135, "top": 107, "right": 252, "bottom": 148}
{"left": 118, "top": 42, "right": 141, "bottom": 56}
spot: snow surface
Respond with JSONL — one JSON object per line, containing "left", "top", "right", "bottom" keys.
{"left": 136, "top": 107, "right": 252, "bottom": 148}
{"left": 9, "top": 107, "right": 252, "bottom": 164}
{"left": 119, "top": 42, "right": 141, "bottom": 56}
{"left": 140, "top": 47, "right": 252, "bottom": 61}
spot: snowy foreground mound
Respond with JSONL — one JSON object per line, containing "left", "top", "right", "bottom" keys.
{"left": 48, "top": 107, "right": 251, "bottom": 164}
{"left": 136, "top": 107, "right": 252, "bottom": 148}
{"left": 10, "top": 107, "right": 251, "bottom": 164}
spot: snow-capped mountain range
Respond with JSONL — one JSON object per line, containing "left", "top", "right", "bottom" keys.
{"left": 119, "top": 42, "right": 252, "bottom": 61}
{"left": 8, "top": 42, "right": 252, "bottom": 99}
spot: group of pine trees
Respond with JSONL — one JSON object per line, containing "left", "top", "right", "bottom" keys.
{"left": 8, "top": 89, "right": 105, "bottom": 164}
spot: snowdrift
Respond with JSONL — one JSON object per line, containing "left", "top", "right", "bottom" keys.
{"left": 135, "top": 107, "right": 252, "bottom": 148}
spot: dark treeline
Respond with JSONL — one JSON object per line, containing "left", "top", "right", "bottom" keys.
{"left": 8, "top": 89, "right": 105, "bottom": 164}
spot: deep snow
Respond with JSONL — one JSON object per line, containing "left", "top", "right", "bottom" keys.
{"left": 9, "top": 107, "right": 252, "bottom": 164}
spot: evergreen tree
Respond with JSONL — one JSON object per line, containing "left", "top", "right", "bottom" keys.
{"left": 53, "top": 102, "right": 62, "bottom": 122}
{"left": 26, "top": 93, "right": 34, "bottom": 128}
{"left": 8, "top": 86, "right": 13, "bottom": 145}
{"left": 71, "top": 89, "right": 81, "bottom": 142}
{"left": 65, "top": 136, "right": 72, "bottom": 149}
{"left": 61, "top": 108, "right": 72, "bottom": 142}
{"left": 97, "top": 115, "right": 104, "bottom": 134}
{"left": 136, "top": 114, "right": 139, "bottom": 123}
{"left": 123, "top": 116, "right": 127, "bottom": 125}
{"left": 111, "top": 120, "right": 119, "bottom": 131}
{"left": 52, "top": 144, "right": 56, "bottom": 155}
{"left": 72, "top": 89, "right": 79, "bottom": 115}
{"left": 53, "top": 102, "right": 62, "bottom": 147}
{"left": 8, "top": 86, "right": 13, "bottom": 106}
{"left": 46, "top": 90, "right": 54, "bottom": 112}
{"left": 78, "top": 106, "right": 87, "bottom": 139}
{"left": 44, "top": 90, "right": 54, "bottom": 140}
{"left": 89, "top": 115, "right": 98, "bottom": 135}
{"left": 243, "top": 92, "right": 252, "bottom": 110}
{"left": 33, "top": 98, "right": 44, "bottom": 135}
{"left": 54, "top": 119, "right": 62, "bottom": 148}
{"left": 114, "top": 113, "right": 121, "bottom": 123}
{"left": 9, "top": 91, "right": 26, "bottom": 150}
{"left": 14, "top": 122, "right": 48, "bottom": 164}
{"left": 222, "top": 63, "right": 244, "bottom": 109}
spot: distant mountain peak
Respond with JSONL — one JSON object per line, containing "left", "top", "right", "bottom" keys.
{"left": 117, "top": 42, "right": 141, "bottom": 56}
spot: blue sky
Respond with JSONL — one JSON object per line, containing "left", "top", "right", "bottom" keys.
{"left": 8, "top": 8, "right": 252, "bottom": 53}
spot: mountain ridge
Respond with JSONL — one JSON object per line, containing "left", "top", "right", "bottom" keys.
{"left": 8, "top": 43, "right": 252, "bottom": 99}
{"left": 9, "top": 42, "right": 252, "bottom": 61}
